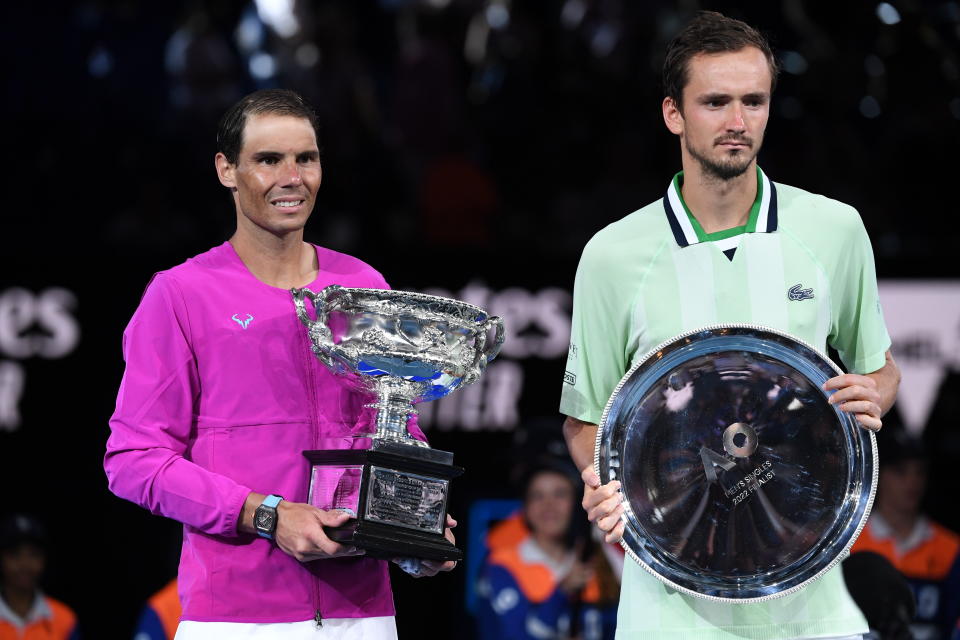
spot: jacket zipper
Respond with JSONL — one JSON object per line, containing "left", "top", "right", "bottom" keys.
{"left": 299, "top": 320, "right": 324, "bottom": 625}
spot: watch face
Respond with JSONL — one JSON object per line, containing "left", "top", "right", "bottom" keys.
{"left": 256, "top": 508, "right": 276, "bottom": 532}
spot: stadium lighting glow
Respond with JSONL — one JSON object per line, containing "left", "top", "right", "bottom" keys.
{"left": 88, "top": 45, "right": 113, "bottom": 78}
{"left": 255, "top": 0, "right": 300, "bottom": 39}
{"left": 590, "top": 24, "right": 618, "bottom": 58}
{"left": 876, "top": 3, "right": 901, "bottom": 25}
{"left": 249, "top": 52, "right": 277, "bottom": 80}
{"left": 859, "top": 95, "right": 882, "bottom": 118}
{"left": 781, "top": 51, "right": 808, "bottom": 75}
{"left": 236, "top": 12, "right": 264, "bottom": 53}
{"left": 561, "top": 0, "right": 586, "bottom": 29}
{"left": 486, "top": 3, "right": 510, "bottom": 30}
{"left": 296, "top": 43, "right": 321, "bottom": 68}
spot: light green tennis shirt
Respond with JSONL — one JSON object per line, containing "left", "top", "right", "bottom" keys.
{"left": 560, "top": 167, "right": 890, "bottom": 639}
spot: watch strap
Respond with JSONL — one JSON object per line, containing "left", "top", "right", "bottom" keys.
{"left": 262, "top": 494, "right": 283, "bottom": 510}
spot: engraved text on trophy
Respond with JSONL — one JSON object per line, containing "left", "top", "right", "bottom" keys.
{"left": 364, "top": 466, "right": 448, "bottom": 534}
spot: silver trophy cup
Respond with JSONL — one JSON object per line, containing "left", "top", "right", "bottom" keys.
{"left": 292, "top": 285, "right": 504, "bottom": 561}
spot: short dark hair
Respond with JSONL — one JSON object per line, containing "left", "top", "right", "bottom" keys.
{"left": 0, "top": 514, "right": 47, "bottom": 553}
{"left": 216, "top": 89, "right": 321, "bottom": 164}
{"left": 663, "top": 11, "right": 780, "bottom": 109}
{"left": 877, "top": 427, "right": 927, "bottom": 468}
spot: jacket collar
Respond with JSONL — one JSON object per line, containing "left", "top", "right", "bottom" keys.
{"left": 663, "top": 166, "right": 778, "bottom": 248}
{"left": 0, "top": 590, "right": 51, "bottom": 629}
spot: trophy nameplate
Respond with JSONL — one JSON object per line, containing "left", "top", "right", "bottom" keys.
{"left": 596, "top": 324, "right": 877, "bottom": 602}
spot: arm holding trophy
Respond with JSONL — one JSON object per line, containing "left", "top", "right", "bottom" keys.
{"left": 564, "top": 417, "right": 625, "bottom": 545}
{"left": 823, "top": 350, "right": 900, "bottom": 432}
{"left": 238, "top": 491, "right": 365, "bottom": 560}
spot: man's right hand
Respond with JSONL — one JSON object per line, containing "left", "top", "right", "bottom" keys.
{"left": 240, "top": 492, "right": 365, "bottom": 561}
{"left": 563, "top": 416, "right": 626, "bottom": 544}
{"left": 580, "top": 467, "right": 625, "bottom": 544}
{"left": 273, "top": 501, "right": 366, "bottom": 562}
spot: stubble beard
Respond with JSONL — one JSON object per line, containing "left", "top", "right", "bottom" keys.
{"left": 686, "top": 135, "right": 760, "bottom": 182}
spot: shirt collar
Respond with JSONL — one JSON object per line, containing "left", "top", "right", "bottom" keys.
{"left": 869, "top": 513, "right": 934, "bottom": 555}
{"left": 518, "top": 537, "right": 575, "bottom": 580}
{"left": 663, "top": 165, "right": 778, "bottom": 248}
{"left": 0, "top": 590, "right": 52, "bottom": 629}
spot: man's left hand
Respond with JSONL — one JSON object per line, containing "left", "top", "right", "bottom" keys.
{"left": 392, "top": 514, "right": 458, "bottom": 578}
{"left": 823, "top": 373, "right": 883, "bottom": 431}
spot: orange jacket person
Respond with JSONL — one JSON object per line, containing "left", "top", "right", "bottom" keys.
{"left": 853, "top": 430, "right": 960, "bottom": 639}
{"left": 132, "top": 580, "right": 180, "bottom": 640}
{"left": 0, "top": 515, "right": 79, "bottom": 640}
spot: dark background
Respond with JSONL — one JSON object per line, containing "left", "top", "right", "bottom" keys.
{"left": 1, "top": 1, "right": 959, "bottom": 638}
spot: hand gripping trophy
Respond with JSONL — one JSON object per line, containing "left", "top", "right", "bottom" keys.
{"left": 292, "top": 285, "right": 504, "bottom": 561}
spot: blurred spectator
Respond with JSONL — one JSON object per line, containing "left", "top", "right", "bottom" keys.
{"left": 132, "top": 579, "right": 180, "bottom": 640}
{"left": 0, "top": 514, "right": 80, "bottom": 640}
{"left": 477, "top": 458, "right": 619, "bottom": 640}
{"left": 842, "top": 551, "right": 916, "bottom": 640}
{"left": 852, "top": 429, "right": 960, "bottom": 639}
{"left": 164, "top": 5, "right": 243, "bottom": 119}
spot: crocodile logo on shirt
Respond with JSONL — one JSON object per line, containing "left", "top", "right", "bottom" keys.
{"left": 787, "top": 284, "right": 814, "bottom": 301}
{"left": 232, "top": 313, "right": 254, "bottom": 329}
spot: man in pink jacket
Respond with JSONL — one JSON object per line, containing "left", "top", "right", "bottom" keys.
{"left": 104, "top": 89, "right": 455, "bottom": 639}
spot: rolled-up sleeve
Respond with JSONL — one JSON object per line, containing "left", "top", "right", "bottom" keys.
{"left": 104, "top": 273, "right": 250, "bottom": 537}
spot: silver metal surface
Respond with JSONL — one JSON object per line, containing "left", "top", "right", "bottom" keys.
{"left": 595, "top": 324, "right": 877, "bottom": 602}
{"left": 364, "top": 466, "right": 449, "bottom": 534}
{"left": 292, "top": 285, "right": 504, "bottom": 443}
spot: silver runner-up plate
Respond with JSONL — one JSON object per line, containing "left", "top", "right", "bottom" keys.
{"left": 595, "top": 324, "right": 877, "bottom": 602}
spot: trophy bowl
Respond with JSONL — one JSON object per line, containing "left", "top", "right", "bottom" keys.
{"left": 293, "top": 285, "right": 504, "bottom": 442}
{"left": 291, "top": 285, "right": 504, "bottom": 561}
{"left": 596, "top": 324, "right": 877, "bottom": 602}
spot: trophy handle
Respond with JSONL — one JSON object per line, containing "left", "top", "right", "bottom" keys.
{"left": 291, "top": 286, "right": 348, "bottom": 365}
{"left": 481, "top": 316, "right": 505, "bottom": 364}
{"left": 291, "top": 286, "right": 318, "bottom": 327}
{"left": 292, "top": 285, "right": 354, "bottom": 327}
{"left": 319, "top": 284, "right": 354, "bottom": 310}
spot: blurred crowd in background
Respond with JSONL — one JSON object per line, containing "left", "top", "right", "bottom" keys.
{"left": 5, "top": 0, "right": 960, "bottom": 267}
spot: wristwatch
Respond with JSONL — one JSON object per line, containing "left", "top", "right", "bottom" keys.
{"left": 254, "top": 494, "right": 284, "bottom": 540}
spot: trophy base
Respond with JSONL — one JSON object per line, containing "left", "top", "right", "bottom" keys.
{"left": 326, "top": 518, "right": 462, "bottom": 562}
{"left": 304, "top": 440, "right": 463, "bottom": 563}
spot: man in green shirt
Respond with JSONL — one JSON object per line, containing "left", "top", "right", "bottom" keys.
{"left": 560, "top": 11, "right": 901, "bottom": 640}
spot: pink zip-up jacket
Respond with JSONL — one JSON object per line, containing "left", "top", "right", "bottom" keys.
{"left": 105, "top": 242, "right": 424, "bottom": 623}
